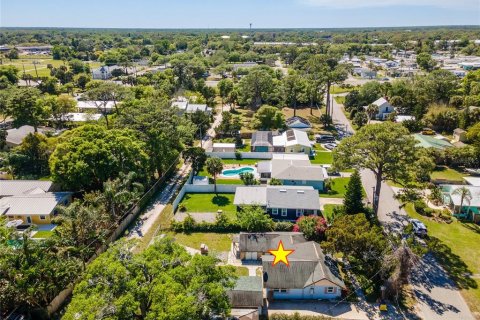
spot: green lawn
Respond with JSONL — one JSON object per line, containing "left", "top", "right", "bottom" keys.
{"left": 222, "top": 159, "right": 261, "bottom": 165}
{"left": 215, "top": 179, "right": 243, "bottom": 185}
{"left": 313, "top": 143, "right": 327, "bottom": 151}
{"left": 31, "top": 231, "right": 53, "bottom": 239}
{"left": 430, "top": 166, "right": 466, "bottom": 183}
{"left": 405, "top": 204, "right": 480, "bottom": 315}
{"left": 334, "top": 96, "right": 346, "bottom": 104}
{"left": 319, "top": 177, "right": 350, "bottom": 198}
{"left": 330, "top": 86, "right": 354, "bottom": 94}
{"left": 168, "top": 232, "right": 233, "bottom": 252}
{"left": 237, "top": 139, "right": 251, "bottom": 152}
{"left": 322, "top": 204, "right": 343, "bottom": 222}
{"left": 235, "top": 266, "right": 249, "bottom": 276}
{"left": 179, "top": 193, "right": 236, "bottom": 219}
{"left": 310, "top": 151, "right": 333, "bottom": 165}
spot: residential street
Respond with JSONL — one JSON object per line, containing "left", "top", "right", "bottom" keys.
{"left": 330, "top": 94, "right": 475, "bottom": 320}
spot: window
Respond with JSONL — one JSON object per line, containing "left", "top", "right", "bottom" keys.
{"left": 296, "top": 209, "right": 304, "bottom": 217}
{"left": 274, "top": 288, "right": 288, "bottom": 293}
{"left": 302, "top": 180, "right": 306, "bottom": 185}
{"left": 39, "top": 215, "right": 46, "bottom": 220}
{"left": 272, "top": 208, "right": 278, "bottom": 215}
{"left": 281, "top": 208, "right": 287, "bottom": 216}
{"left": 326, "top": 287, "right": 335, "bottom": 294}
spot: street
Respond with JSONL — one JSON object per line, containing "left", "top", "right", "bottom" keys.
{"left": 330, "top": 94, "right": 475, "bottom": 320}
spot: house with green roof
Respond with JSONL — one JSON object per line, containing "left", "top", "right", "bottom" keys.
{"left": 413, "top": 134, "right": 453, "bottom": 150}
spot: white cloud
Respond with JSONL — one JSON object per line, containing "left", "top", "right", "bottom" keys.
{"left": 301, "top": 0, "right": 479, "bottom": 9}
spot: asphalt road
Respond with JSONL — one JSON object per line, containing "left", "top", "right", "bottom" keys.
{"left": 330, "top": 94, "right": 475, "bottom": 320}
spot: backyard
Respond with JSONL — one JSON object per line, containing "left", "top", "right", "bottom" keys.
{"left": 310, "top": 151, "right": 333, "bottom": 165}
{"left": 319, "top": 177, "right": 350, "bottom": 198}
{"left": 167, "top": 232, "right": 233, "bottom": 252}
{"left": 178, "top": 193, "right": 237, "bottom": 220}
{"left": 405, "top": 204, "right": 480, "bottom": 314}
{"left": 322, "top": 204, "right": 343, "bottom": 222}
{"left": 430, "top": 166, "right": 467, "bottom": 183}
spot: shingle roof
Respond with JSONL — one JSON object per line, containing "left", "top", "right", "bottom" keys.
{"left": 286, "top": 116, "right": 311, "bottom": 128}
{"left": 6, "top": 126, "right": 49, "bottom": 145}
{"left": 262, "top": 241, "right": 345, "bottom": 289}
{"left": 238, "top": 232, "right": 307, "bottom": 252}
{"left": 271, "top": 159, "right": 325, "bottom": 181}
{"left": 234, "top": 187, "right": 267, "bottom": 206}
{"left": 266, "top": 186, "right": 320, "bottom": 210}
{"left": 0, "top": 192, "right": 71, "bottom": 216}
{"left": 233, "top": 276, "right": 263, "bottom": 292}
{"left": 0, "top": 180, "right": 53, "bottom": 197}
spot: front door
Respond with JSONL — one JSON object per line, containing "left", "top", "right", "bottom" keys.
{"left": 26, "top": 216, "right": 32, "bottom": 224}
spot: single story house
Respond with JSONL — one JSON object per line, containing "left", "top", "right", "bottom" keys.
{"left": 233, "top": 232, "right": 346, "bottom": 300}
{"left": 76, "top": 100, "right": 116, "bottom": 114}
{"left": 286, "top": 116, "right": 311, "bottom": 130}
{"left": 251, "top": 129, "right": 312, "bottom": 154}
{"left": 413, "top": 134, "right": 453, "bottom": 150}
{"left": 257, "top": 155, "right": 326, "bottom": 190}
{"left": 233, "top": 62, "right": 258, "bottom": 72}
{"left": 57, "top": 113, "right": 102, "bottom": 122}
{"left": 263, "top": 241, "right": 346, "bottom": 300}
{"left": 233, "top": 186, "right": 321, "bottom": 221}
{"left": 92, "top": 65, "right": 125, "bottom": 80}
{"left": 441, "top": 184, "right": 480, "bottom": 222}
{"left": 0, "top": 192, "right": 72, "bottom": 225}
{"left": 4, "top": 126, "right": 51, "bottom": 150}
{"left": 0, "top": 180, "right": 54, "bottom": 198}
{"left": 366, "top": 97, "right": 395, "bottom": 120}
{"left": 172, "top": 98, "right": 212, "bottom": 115}
{"left": 227, "top": 276, "right": 264, "bottom": 311}
{"left": 212, "top": 143, "right": 235, "bottom": 152}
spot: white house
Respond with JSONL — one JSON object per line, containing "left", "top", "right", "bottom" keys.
{"left": 76, "top": 101, "right": 116, "bottom": 114}
{"left": 366, "top": 97, "right": 395, "bottom": 120}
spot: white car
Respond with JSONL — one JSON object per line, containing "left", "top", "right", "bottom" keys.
{"left": 410, "top": 219, "right": 428, "bottom": 237}
{"left": 324, "top": 143, "right": 337, "bottom": 150}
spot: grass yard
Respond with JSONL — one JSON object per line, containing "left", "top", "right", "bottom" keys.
{"left": 310, "top": 151, "right": 333, "bottom": 165}
{"left": 320, "top": 177, "right": 350, "bottom": 198}
{"left": 235, "top": 267, "right": 249, "bottom": 276}
{"left": 281, "top": 106, "right": 322, "bottom": 119}
{"left": 330, "top": 86, "right": 355, "bottom": 94}
{"left": 405, "top": 204, "right": 480, "bottom": 315}
{"left": 222, "top": 159, "right": 262, "bottom": 165}
{"left": 168, "top": 232, "right": 233, "bottom": 252}
{"left": 322, "top": 204, "right": 343, "bottom": 222}
{"left": 215, "top": 179, "right": 243, "bottom": 185}
{"left": 31, "top": 231, "right": 53, "bottom": 239}
{"left": 430, "top": 166, "right": 466, "bottom": 183}
{"left": 179, "top": 193, "right": 236, "bottom": 219}
{"left": 334, "top": 96, "right": 346, "bottom": 104}
{"left": 3, "top": 56, "right": 102, "bottom": 78}
{"left": 237, "top": 139, "right": 251, "bottom": 152}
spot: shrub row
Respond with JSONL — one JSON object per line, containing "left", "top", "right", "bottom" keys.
{"left": 170, "top": 216, "right": 294, "bottom": 233}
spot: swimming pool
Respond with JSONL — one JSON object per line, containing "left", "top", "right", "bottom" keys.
{"left": 221, "top": 166, "right": 255, "bottom": 177}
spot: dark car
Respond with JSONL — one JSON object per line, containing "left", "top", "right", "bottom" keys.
{"left": 316, "top": 134, "right": 335, "bottom": 143}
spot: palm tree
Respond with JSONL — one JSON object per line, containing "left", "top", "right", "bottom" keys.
{"left": 366, "top": 104, "right": 378, "bottom": 123}
{"left": 206, "top": 157, "right": 224, "bottom": 195}
{"left": 452, "top": 187, "right": 472, "bottom": 215}
{"left": 100, "top": 172, "right": 144, "bottom": 220}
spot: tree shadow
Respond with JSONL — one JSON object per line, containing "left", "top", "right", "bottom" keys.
{"left": 461, "top": 222, "right": 480, "bottom": 235}
{"left": 212, "top": 195, "right": 231, "bottom": 207}
{"left": 425, "top": 238, "right": 477, "bottom": 290}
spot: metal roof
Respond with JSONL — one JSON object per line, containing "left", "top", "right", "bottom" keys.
{"left": 0, "top": 192, "right": 71, "bottom": 216}
{"left": 0, "top": 180, "right": 53, "bottom": 197}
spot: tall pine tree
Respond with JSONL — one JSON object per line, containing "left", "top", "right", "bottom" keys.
{"left": 343, "top": 170, "right": 364, "bottom": 214}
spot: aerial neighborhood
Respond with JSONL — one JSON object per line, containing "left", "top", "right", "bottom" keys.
{"left": 1, "top": 11, "right": 480, "bottom": 320}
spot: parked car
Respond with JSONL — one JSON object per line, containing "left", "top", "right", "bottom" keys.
{"left": 421, "top": 128, "right": 435, "bottom": 135}
{"left": 316, "top": 134, "right": 335, "bottom": 143}
{"left": 324, "top": 143, "right": 337, "bottom": 150}
{"left": 410, "top": 219, "right": 428, "bottom": 237}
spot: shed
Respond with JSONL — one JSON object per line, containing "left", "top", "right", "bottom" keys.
{"left": 228, "top": 276, "right": 264, "bottom": 308}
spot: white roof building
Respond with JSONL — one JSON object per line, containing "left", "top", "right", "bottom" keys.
{"left": 0, "top": 180, "right": 53, "bottom": 198}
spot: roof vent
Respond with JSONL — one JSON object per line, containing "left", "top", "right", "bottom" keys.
{"left": 297, "top": 190, "right": 305, "bottom": 194}
{"left": 279, "top": 189, "right": 287, "bottom": 193}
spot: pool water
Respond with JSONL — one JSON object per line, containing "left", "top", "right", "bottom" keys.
{"left": 222, "top": 167, "right": 255, "bottom": 177}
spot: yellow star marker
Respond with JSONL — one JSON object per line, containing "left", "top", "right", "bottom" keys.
{"left": 268, "top": 240, "right": 294, "bottom": 266}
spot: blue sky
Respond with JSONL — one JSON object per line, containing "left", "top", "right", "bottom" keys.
{"left": 1, "top": 0, "right": 479, "bottom": 28}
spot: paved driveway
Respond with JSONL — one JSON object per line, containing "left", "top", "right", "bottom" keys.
{"left": 331, "top": 94, "right": 475, "bottom": 320}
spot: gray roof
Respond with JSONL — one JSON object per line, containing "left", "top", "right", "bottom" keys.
{"left": 286, "top": 116, "right": 311, "bottom": 128}
{"left": 6, "top": 126, "right": 48, "bottom": 146}
{"left": 0, "top": 192, "right": 71, "bottom": 216}
{"left": 251, "top": 131, "right": 273, "bottom": 147}
{"left": 262, "top": 241, "right": 346, "bottom": 289}
{"left": 234, "top": 186, "right": 320, "bottom": 210}
{"left": 371, "top": 97, "right": 392, "bottom": 109}
{"left": 238, "top": 232, "right": 307, "bottom": 252}
{"left": 271, "top": 159, "right": 325, "bottom": 181}
{"left": 266, "top": 186, "right": 320, "bottom": 210}
{"left": 233, "top": 276, "right": 263, "bottom": 292}
{"left": 228, "top": 276, "right": 264, "bottom": 308}
{"left": 0, "top": 180, "right": 53, "bottom": 197}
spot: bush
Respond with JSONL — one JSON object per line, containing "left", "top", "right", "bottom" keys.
{"left": 178, "top": 204, "right": 187, "bottom": 212}
{"left": 413, "top": 200, "right": 428, "bottom": 215}
{"left": 423, "top": 208, "right": 434, "bottom": 217}
{"left": 274, "top": 221, "right": 294, "bottom": 231}
{"left": 235, "top": 151, "right": 242, "bottom": 160}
